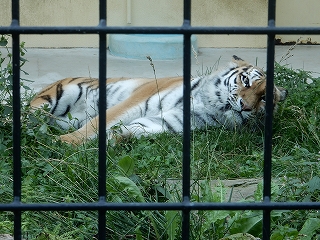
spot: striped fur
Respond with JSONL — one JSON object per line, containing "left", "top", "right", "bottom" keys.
{"left": 30, "top": 56, "right": 288, "bottom": 145}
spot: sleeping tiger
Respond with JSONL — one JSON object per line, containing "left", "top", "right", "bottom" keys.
{"left": 30, "top": 55, "right": 287, "bottom": 145}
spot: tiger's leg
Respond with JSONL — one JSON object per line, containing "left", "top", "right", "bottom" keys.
{"left": 60, "top": 115, "right": 99, "bottom": 145}
{"left": 60, "top": 109, "right": 183, "bottom": 144}
{"left": 111, "top": 109, "right": 184, "bottom": 139}
{"left": 223, "top": 110, "right": 245, "bottom": 130}
{"left": 59, "top": 114, "right": 172, "bottom": 144}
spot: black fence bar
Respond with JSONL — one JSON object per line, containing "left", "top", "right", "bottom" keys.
{"left": 263, "top": 0, "right": 277, "bottom": 238}
{"left": 1, "top": 201, "right": 320, "bottom": 212}
{"left": 182, "top": 33, "right": 192, "bottom": 240}
{"left": 11, "top": 0, "right": 21, "bottom": 239}
{"left": 12, "top": 33, "right": 21, "bottom": 240}
{"left": 98, "top": 1, "right": 107, "bottom": 240}
{"left": 2, "top": 26, "right": 320, "bottom": 35}
{"left": 182, "top": 1, "right": 192, "bottom": 239}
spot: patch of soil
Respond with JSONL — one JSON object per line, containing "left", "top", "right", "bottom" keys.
{"left": 166, "top": 178, "right": 262, "bottom": 202}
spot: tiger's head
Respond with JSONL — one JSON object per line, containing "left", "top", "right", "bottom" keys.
{"left": 227, "top": 55, "right": 287, "bottom": 125}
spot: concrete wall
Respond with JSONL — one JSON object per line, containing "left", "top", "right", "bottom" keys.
{"left": 276, "top": 0, "right": 320, "bottom": 44}
{"left": 1, "top": 0, "right": 319, "bottom": 48}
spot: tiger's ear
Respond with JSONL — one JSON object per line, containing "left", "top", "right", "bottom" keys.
{"left": 232, "top": 55, "right": 249, "bottom": 67}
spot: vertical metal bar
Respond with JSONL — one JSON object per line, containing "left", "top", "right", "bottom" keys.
{"left": 263, "top": 0, "right": 276, "bottom": 239}
{"left": 183, "top": 0, "right": 191, "bottom": 25}
{"left": 182, "top": 35, "right": 191, "bottom": 240}
{"left": 98, "top": 0, "right": 107, "bottom": 239}
{"left": 182, "top": 0, "right": 191, "bottom": 239}
{"left": 12, "top": 0, "right": 21, "bottom": 239}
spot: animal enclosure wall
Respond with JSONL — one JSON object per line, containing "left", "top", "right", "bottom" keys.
{"left": 1, "top": 0, "right": 320, "bottom": 48}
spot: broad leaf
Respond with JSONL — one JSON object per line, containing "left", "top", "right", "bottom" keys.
{"left": 118, "top": 155, "right": 135, "bottom": 176}
{"left": 307, "top": 176, "right": 320, "bottom": 192}
{"left": 114, "top": 176, "right": 145, "bottom": 202}
{"left": 299, "top": 218, "right": 320, "bottom": 240}
{"left": 229, "top": 211, "right": 262, "bottom": 235}
{"left": 165, "top": 211, "right": 179, "bottom": 240}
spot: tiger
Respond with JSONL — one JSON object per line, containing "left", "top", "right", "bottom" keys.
{"left": 30, "top": 55, "right": 288, "bottom": 145}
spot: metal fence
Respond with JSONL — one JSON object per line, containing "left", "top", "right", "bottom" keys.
{"left": 1, "top": 0, "right": 320, "bottom": 239}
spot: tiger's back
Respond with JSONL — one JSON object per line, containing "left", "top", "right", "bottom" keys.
{"left": 31, "top": 76, "right": 184, "bottom": 130}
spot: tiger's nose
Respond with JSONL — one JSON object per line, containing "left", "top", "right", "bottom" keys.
{"left": 240, "top": 99, "right": 252, "bottom": 111}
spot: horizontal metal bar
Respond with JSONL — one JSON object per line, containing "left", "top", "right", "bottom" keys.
{"left": 1, "top": 26, "right": 320, "bottom": 35}
{"left": 1, "top": 201, "right": 320, "bottom": 211}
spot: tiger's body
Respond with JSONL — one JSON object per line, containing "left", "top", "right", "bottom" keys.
{"left": 30, "top": 56, "right": 288, "bottom": 145}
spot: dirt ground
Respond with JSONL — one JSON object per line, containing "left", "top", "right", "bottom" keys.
{"left": 165, "top": 178, "right": 262, "bottom": 202}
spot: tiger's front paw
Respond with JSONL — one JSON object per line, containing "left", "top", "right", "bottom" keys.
{"left": 60, "top": 132, "right": 86, "bottom": 145}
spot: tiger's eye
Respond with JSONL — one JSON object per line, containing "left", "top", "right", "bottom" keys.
{"left": 242, "top": 76, "right": 250, "bottom": 88}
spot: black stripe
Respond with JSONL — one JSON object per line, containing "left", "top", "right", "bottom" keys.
{"left": 75, "top": 83, "right": 83, "bottom": 103}
{"left": 139, "top": 106, "right": 143, "bottom": 117}
{"left": 36, "top": 80, "right": 61, "bottom": 96}
{"left": 225, "top": 103, "right": 232, "bottom": 110}
{"left": 108, "top": 85, "right": 121, "bottom": 97}
{"left": 214, "top": 78, "right": 221, "bottom": 87}
{"left": 56, "top": 83, "right": 64, "bottom": 101}
{"left": 144, "top": 96, "right": 152, "bottom": 113}
{"left": 173, "top": 113, "right": 183, "bottom": 125}
{"left": 225, "top": 69, "right": 239, "bottom": 86}
{"left": 51, "top": 83, "right": 64, "bottom": 114}
{"left": 157, "top": 95, "right": 163, "bottom": 111}
{"left": 222, "top": 67, "right": 235, "bottom": 77}
{"left": 174, "top": 97, "right": 183, "bottom": 107}
{"left": 234, "top": 75, "right": 240, "bottom": 84}
{"left": 207, "top": 113, "right": 218, "bottom": 123}
{"left": 164, "top": 80, "right": 198, "bottom": 109}
{"left": 40, "top": 95, "right": 52, "bottom": 105}
{"left": 192, "top": 112, "right": 206, "bottom": 125}
{"left": 236, "top": 111, "right": 244, "bottom": 122}
{"left": 78, "top": 119, "right": 85, "bottom": 129}
{"left": 191, "top": 78, "right": 201, "bottom": 92}
{"left": 160, "top": 84, "right": 182, "bottom": 109}
{"left": 229, "top": 69, "right": 239, "bottom": 78}
{"left": 129, "top": 122, "right": 148, "bottom": 128}
{"left": 253, "top": 71, "right": 264, "bottom": 78}
{"left": 60, "top": 105, "right": 71, "bottom": 117}
{"left": 232, "top": 55, "right": 243, "bottom": 61}
{"left": 68, "top": 77, "right": 81, "bottom": 83}
{"left": 224, "top": 78, "right": 229, "bottom": 87}
{"left": 163, "top": 119, "right": 176, "bottom": 133}
{"left": 256, "top": 71, "right": 264, "bottom": 77}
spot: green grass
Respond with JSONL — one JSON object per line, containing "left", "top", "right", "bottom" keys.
{"left": 1, "top": 35, "right": 320, "bottom": 239}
